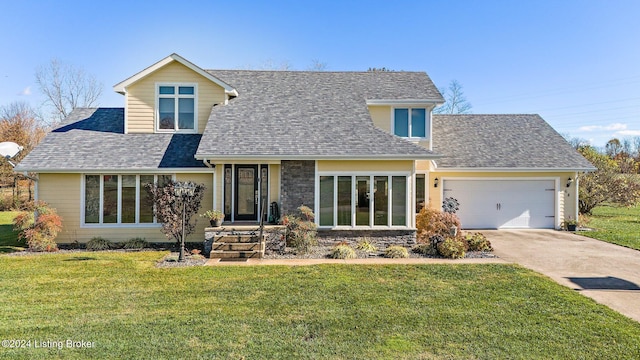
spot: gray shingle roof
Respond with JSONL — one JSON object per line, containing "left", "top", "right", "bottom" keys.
{"left": 16, "top": 108, "right": 206, "bottom": 172}
{"left": 432, "top": 114, "right": 595, "bottom": 170}
{"left": 196, "top": 70, "right": 443, "bottom": 159}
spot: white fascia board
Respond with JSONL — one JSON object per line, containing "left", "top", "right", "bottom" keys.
{"left": 366, "top": 99, "right": 444, "bottom": 106}
{"left": 19, "top": 168, "right": 215, "bottom": 174}
{"left": 432, "top": 167, "right": 596, "bottom": 173}
{"left": 195, "top": 154, "right": 443, "bottom": 161}
{"left": 113, "top": 53, "right": 236, "bottom": 95}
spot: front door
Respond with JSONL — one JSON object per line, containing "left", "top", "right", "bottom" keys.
{"left": 234, "top": 165, "right": 258, "bottom": 221}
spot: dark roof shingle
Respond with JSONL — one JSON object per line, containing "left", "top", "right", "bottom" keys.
{"left": 16, "top": 108, "right": 205, "bottom": 171}
{"left": 196, "top": 71, "right": 442, "bottom": 159}
{"left": 432, "top": 114, "right": 595, "bottom": 170}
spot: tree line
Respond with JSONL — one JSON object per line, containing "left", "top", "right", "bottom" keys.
{"left": 569, "top": 137, "right": 640, "bottom": 215}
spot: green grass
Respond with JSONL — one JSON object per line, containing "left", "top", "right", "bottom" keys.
{"left": 0, "top": 211, "right": 23, "bottom": 253}
{"left": 582, "top": 204, "right": 640, "bottom": 250}
{"left": 1, "top": 253, "right": 639, "bottom": 359}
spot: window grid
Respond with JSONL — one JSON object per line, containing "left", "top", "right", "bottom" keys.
{"left": 83, "top": 174, "right": 173, "bottom": 226}
{"left": 157, "top": 84, "right": 196, "bottom": 132}
{"left": 318, "top": 174, "right": 409, "bottom": 228}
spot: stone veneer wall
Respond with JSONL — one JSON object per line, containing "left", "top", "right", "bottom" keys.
{"left": 280, "top": 160, "right": 315, "bottom": 216}
{"left": 317, "top": 229, "right": 417, "bottom": 247}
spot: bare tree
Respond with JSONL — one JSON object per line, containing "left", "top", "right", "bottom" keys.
{"left": 605, "top": 138, "right": 623, "bottom": 158}
{"left": 0, "top": 102, "right": 48, "bottom": 200}
{"left": 307, "top": 59, "right": 328, "bottom": 71}
{"left": 434, "top": 80, "right": 472, "bottom": 114}
{"left": 35, "top": 59, "right": 102, "bottom": 124}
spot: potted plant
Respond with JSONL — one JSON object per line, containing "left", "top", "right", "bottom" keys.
{"left": 562, "top": 218, "right": 578, "bottom": 232}
{"left": 201, "top": 210, "right": 225, "bottom": 227}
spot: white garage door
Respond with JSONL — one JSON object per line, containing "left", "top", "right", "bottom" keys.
{"left": 443, "top": 179, "right": 556, "bottom": 229}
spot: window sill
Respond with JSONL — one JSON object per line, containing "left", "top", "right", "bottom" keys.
{"left": 317, "top": 226, "right": 415, "bottom": 230}
{"left": 81, "top": 223, "right": 163, "bottom": 229}
{"left": 155, "top": 129, "right": 198, "bottom": 134}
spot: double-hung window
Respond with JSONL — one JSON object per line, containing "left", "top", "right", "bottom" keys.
{"left": 83, "top": 174, "right": 172, "bottom": 226}
{"left": 157, "top": 84, "right": 197, "bottom": 132}
{"left": 394, "top": 108, "right": 426, "bottom": 138}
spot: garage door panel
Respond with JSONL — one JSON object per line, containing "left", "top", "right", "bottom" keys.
{"left": 443, "top": 179, "right": 555, "bottom": 229}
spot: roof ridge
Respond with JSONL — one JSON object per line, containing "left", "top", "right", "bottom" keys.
{"left": 205, "top": 69, "right": 426, "bottom": 74}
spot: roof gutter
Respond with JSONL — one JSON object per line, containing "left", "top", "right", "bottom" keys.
{"left": 194, "top": 154, "right": 444, "bottom": 161}
{"left": 432, "top": 167, "right": 597, "bottom": 173}
{"left": 366, "top": 99, "right": 444, "bottom": 106}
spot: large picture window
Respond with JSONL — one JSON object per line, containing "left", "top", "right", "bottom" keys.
{"left": 157, "top": 84, "right": 196, "bottom": 132}
{"left": 394, "top": 108, "right": 426, "bottom": 138}
{"left": 318, "top": 174, "right": 409, "bottom": 228}
{"left": 83, "top": 174, "right": 172, "bottom": 225}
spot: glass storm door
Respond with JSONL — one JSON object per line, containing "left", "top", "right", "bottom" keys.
{"left": 235, "top": 165, "right": 258, "bottom": 221}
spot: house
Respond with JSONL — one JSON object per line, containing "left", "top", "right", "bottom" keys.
{"left": 16, "top": 54, "right": 595, "bottom": 244}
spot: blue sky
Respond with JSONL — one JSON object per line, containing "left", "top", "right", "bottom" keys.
{"left": 1, "top": 0, "right": 639, "bottom": 147}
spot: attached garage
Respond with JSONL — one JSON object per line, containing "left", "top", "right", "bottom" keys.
{"left": 442, "top": 179, "right": 558, "bottom": 229}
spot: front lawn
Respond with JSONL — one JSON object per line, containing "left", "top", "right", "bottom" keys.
{"left": 0, "top": 211, "right": 22, "bottom": 253}
{"left": 0, "top": 252, "right": 639, "bottom": 359}
{"left": 582, "top": 204, "right": 640, "bottom": 251}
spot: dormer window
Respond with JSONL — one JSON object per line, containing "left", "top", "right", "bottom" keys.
{"left": 157, "top": 83, "right": 197, "bottom": 132}
{"left": 393, "top": 108, "right": 426, "bottom": 138}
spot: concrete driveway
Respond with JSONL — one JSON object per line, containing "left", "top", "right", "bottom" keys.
{"left": 485, "top": 230, "right": 640, "bottom": 322}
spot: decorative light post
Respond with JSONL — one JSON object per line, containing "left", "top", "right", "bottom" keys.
{"left": 174, "top": 182, "right": 196, "bottom": 262}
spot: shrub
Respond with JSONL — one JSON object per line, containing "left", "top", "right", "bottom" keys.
{"left": 13, "top": 201, "right": 62, "bottom": 252}
{"left": 123, "top": 237, "right": 149, "bottom": 250}
{"left": 355, "top": 238, "right": 377, "bottom": 253}
{"left": 415, "top": 207, "right": 461, "bottom": 243}
{"left": 437, "top": 237, "right": 466, "bottom": 259}
{"left": 412, "top": 243, "right": 438, "bottom": 256}
{"left": 86, "top": 237, "right": 115, "bottom": 251}
{"left": 329, "top": 244, "right": 357, "bottom": 259}
{"left": 465, "top": 232, "right": 492, "bottom": 252}
{"left": 384, "top": 246, "right": 409, "bottom": 259}
{"left": 282, "top": 205, "right": 318, "bottom": 254}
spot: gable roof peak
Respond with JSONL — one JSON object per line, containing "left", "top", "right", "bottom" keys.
{"left": 112, "top": 53, "right": 237, "bottom": 95}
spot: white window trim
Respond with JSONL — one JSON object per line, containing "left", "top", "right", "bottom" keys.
{"left": 316, "top": 171, "right": 412, "bottom": 229}
{"left": 155, "top": 83, "right": 198, "bottom": 134}
{"left": 80, "top": 174, "right": 175, "bottom": 228}
{"left": 391, "top": 107, "right": 429, "bottom": 140}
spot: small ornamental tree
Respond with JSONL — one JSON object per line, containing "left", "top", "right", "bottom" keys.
{"left": 145, "top": 181, "right": 206, "bottom": 244}
{"left": 578, "top": 145, "right": 640, "bottom": 214}
{"left": 13, "top": 201, "right": 62, "bottom": 252}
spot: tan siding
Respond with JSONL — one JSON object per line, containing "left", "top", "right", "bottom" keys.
{"left": 269, "top": 164, "right": 280, "bottom": 203}
{"left": 318, "top": 160, "right": 413, "bottom": 172}
{"left": 368, "top": 105, "right": 391, "bottom": 132}
{"left": 38, "top": 173, "right": 216, "bottom": 244}
{"left": 176, "top": 173, "right": 214, "bottom": 239}
{"left": 125, "top": 61, "right": 226, "bottom": 134}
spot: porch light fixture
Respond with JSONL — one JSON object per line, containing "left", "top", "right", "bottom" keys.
{"left": 175, "top": 182, "right": 196, "bottom": 262}
{"left": 434, "top": 177, "right": 439, "bottom": 188}
{"left": 566, "top": 177, "right": 573, "bottom": 188}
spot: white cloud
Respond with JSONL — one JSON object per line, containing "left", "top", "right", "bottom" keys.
{"left": 578, "top": 123, "right": 627, "bottom": 132}
{"left": 615, "top": 130, "right": 640, "bottom": 136}
{"left": 18, "top": 86, "right": 31, "bottom": 96}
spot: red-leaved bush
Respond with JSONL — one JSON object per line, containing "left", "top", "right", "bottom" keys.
{"left": 415, "top": 207, "right": 461, "bottom": 244}
{"left": 13, "top": 201, "right": 63, "bottom": 252}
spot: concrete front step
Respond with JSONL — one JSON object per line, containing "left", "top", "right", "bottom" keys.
{"left": 209, "top": 250, "right": 262, "bottom": 259}
{"left": 212, "top": 242, "right": 262, "bottom": 251}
